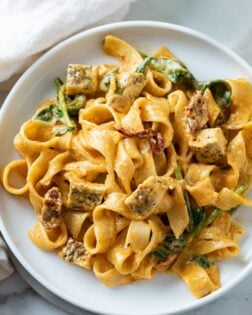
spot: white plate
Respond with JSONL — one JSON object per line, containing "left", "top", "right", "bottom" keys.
{"left": 1, "top": 21, "right": 252, "bottom": 315}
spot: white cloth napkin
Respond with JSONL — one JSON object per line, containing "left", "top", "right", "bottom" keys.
{"left": 0, "top": 0, "right": 137, "bottom": 280}
{"left": 0, "top": 0, "right": 137, "bottom": 83}
{"left": 0, "top": 238, "right": 14, "bottom": 281}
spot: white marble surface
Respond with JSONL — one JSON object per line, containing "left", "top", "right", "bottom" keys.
{"left": 1, "top": 0, "right": 252, "bottom": 314}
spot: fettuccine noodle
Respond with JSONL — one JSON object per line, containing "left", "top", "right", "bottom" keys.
{"left": 2, "top": 36, "right": 252, "bottom": 298}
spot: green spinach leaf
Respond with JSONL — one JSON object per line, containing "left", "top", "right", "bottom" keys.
{"left": 35, "top": 104, "right": 55, "bottom": 122}
{"left": 192, "top": 254, "right": 214, "bottom": 268}
{"left": 199, "top": 80, "right": 232, "bottom": 108}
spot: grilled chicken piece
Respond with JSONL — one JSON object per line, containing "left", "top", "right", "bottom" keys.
{"left": 67, "top": 180, "right": 106, "bottom": 211}
{"left": 185, "top": 90, "right": 208, "bottom": 133}
{"left": 40, "top": 187, "right": 64, "bottom": 229}
{"left": 59, "top": 238, "right": 92, "bottom": 269}
{"left": 125, "top": 176, "right": 170, "bottom": 217}
{"left": 66, "top": 64, "right": 98, "bottom": 95}
{"left": 189, "top": 127, "right": 227, "bottom": 164}
{"left": 108, "top": 94, "right": 131, "bottom": 113}
{"left": 107, "top": 72, "right": 146, "bottom": 113}
{"left": 121, "top": 72, "right": 146, "bottom": 101}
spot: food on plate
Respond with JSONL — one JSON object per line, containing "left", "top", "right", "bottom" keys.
{"left": 2, "top": 35, "right": 252, "bottom": 298}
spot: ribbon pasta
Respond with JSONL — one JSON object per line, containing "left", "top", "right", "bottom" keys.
{"left": 2, "top": 36, "right": 252, "bottom": 299}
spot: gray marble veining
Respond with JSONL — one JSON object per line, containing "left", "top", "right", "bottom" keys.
{"left": 1, "top": 270, "right": 252, "bottom": 315}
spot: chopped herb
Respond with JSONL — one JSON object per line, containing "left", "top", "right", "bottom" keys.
{"left": 55, "top": 78, "right": 76, "bottom": 135}
{"left": 189, "top": 184, "right": 248, "bottom": 240}
{"left": 168, "top": 68, "right": 198, "bottom": 89}
{"left": 174, "top": 166, "right": 194, "bottom": 231}
{"left": 234, "top": 184, "right": 248, "bottom": 195}
{"left": 192, "top": 254, "right": 214, "bottom": 268}
{"left": 136, "top": 56, "right": 232, "bottom": 105}
{"left": 189, "top": 208, "right": 221, "bottom": 241}
{"left": 35, "top": 104, "right": 55, "bottom": 122}
{"left": 66, "top": 95, "right": 86, "bottom": 116}
{"left": 152, "top": 184, "right": 247, "bottom": 266}
{"left": 229, "top": 205, "right": 240, "bottom": 216}
{"left": 191, "top": 207, "right": 205, "bottom": 226}
{"left": 54, "top": 126, "right": 74, "bottom": 136}
{"left": 184, "top": 192, "right": 194, "bottom": 231}
{"left": 152, "top": 247, "right": 168, "bottom": 260}
{"left": 100, "top": 70, "right": 114, "bottom": 91}
{"left": 138, "top": 51, "right": 149, "bottom": 59}
{"left": 100, "top": 68, "right": 122, "bottom": 93}
{"left": 174, "top": 166, "right": 183, "bottom": 180}
{"left": 149, "top": 58, "right": 186, "bottom": 73}
{"left": 53, "top": 106, "right": 64, "bottom": 120}
{"left": 229, "top": 184, "right": 248, "bottom": 215}
{"left": 199, "top": 80, "right": 232, "bottom": 108}
{"left": 135, "top": 56, "right": 152, "bottom": 73}
{"left": 151, "top": 234, "right": 187, "bottom": 261}
{"left": 136, "top": 56, "right": 198, "bottom": 88}
{"left": 164, "top": 234, "right": 187, "bottom": 252}
{"left": 55, "top": 77, "right": 64, "bottom": 87}
{"left": 35, "top": 80, "right": 83, "bottom": 131}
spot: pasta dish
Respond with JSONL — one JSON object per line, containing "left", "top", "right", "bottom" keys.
{"left": 2, "top": 36, "right": 252, "bottom": 298}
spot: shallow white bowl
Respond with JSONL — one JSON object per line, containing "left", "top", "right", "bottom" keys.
{"left": 1, "top": 21, "right": 252, "bottom": 315}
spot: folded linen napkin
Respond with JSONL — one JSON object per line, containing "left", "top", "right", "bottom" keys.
{"left": 0, "top": 0, "right": 137, "bottom": 83}
{"left": 0, "top": 237, "right": 14, "bottom": 281}
{"left": 0, "top": 0, "right": 137, "bottom": 280}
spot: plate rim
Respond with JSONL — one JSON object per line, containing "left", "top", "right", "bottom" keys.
{"left": 1, "top": 20, "right": 252, "bottom": 315}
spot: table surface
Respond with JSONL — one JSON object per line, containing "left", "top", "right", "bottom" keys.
{"left": 1, "top": 0, "right": 252, "bottom": 314}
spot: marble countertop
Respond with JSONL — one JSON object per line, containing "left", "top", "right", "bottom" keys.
{"left": 1, "top": 0, "right": 252, "bottom": 314}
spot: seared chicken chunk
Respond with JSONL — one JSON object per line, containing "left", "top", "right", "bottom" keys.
{"left": 40, "top": 187, "right": 64, "bottom": 229}
{"left": 185, "top": 90, "right": 208, "bottom": 133}
{"left": 108, "top": 94, "right": 131, "bottom": 113}
{"left": 66, "top": 64, "right": 98, "bottom": 95}
{"left": 125, "top": 176, "right": 170, "bottom": 217}
{"left": 67, "top": 180, "right": 106, "bottom": 211}
{"left": 107, "top": 72, "right": 146, "bottom": 113}
{"left": 189, "top": 127, "right": 227, "bottom": 164}
{"left": 60, "top": 238, "right": 92, "bottom": 269}
{"left": 121, "top": 72, "right": 146, "bottom": 101}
